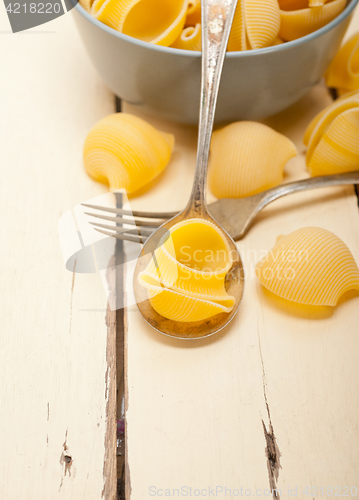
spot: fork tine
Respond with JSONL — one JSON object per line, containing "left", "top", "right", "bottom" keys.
{"left": 94, "top": 227, "right": 145, "bottom": 244}
{"left": 85, "top": 212, "right": 161, "bottom": 228}
{"left": 89, "top": 221, "right": 154, "bottom": 236}
{"left": 82, "top": 203, "right": 177, "bottom": 220}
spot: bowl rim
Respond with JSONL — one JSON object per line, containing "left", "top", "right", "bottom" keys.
{"left": 73, "top": 0, "right": 359, "bottom": 57}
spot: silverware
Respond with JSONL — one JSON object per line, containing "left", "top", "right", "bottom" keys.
{"left": 132, "top": 0, "right": 242, "bottom": 338}
{"left": 83, "top": 171, "right": 359, "bottom": 243}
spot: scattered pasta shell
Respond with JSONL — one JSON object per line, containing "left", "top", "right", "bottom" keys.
{"left": 325, "top": 33, "right": 359, "bottom": 93}
{"left": 256, "top": 227, "right": 359, "bottom": 306}
{"left": 83, "top": 113, "right": 174, "bottom": 193}
{"left": 279, "top": 0, "right": 346, "bottom": 42}
{"left": 308, "top": 108, "right": 359, "bottom": 176}
{"left": 172, "top": 23, "right": 201, "bottom": 51}
{"left": 139, "top": 219, "right": 235, "bottom": 322}
{"left": 122, "top": 0, "right": 188, "bottom": 46}
{"left": 304, "top": 91, "right": 359, "bottom": 176}
{"left": 208, "top": 122, "right": 297, "bottom": 198}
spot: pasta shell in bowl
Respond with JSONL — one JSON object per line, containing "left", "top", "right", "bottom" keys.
{"left": 71, "top": 0, "right": 359, "bottom": 123}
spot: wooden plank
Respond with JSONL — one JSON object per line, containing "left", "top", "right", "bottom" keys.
{"left": 0, "top": 9, "right": 117, "bottom": 500}
{"left": 124, "top": 10, "right": 359, "bottom": 499}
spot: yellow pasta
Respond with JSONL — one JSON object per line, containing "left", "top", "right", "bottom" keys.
{"left": 185, "top": 0, "right": 201, "bottom": 26}
{"left": 139, "top": 219, "right": 235, "bottom": 322}
{"left": 304, "top": 91, "right": 359, "bottom": 176}
{"left": 208, "top": 122, "right": 297, "bottom": 198}
{"left": 83, "top": 113, "right": 174, "bottom": 193}
{"left": 172, "top": 23, "right": 201, "bottom": 51}
{"left": 245, "top": 0, "right": 281, "bottom": 49}
{"left": 122, "top": 0, "right": 188, "bottom": 46}
{"left": 325, "top": 33, "right": 359, "bottom": 94}
{"left": 92, "top": 0, "right": 188, "bottom": 46}
{"left": 256, "top": 227, "right": 359, "bottom": 306}
{"left": 91, "top": 0, "right": 140, "bottom": 31}
{"left": 279, "top": 0, "right": 346, "bottom": 42}
{"left": 79, "top": 0, "right": 94, "bottom": 12}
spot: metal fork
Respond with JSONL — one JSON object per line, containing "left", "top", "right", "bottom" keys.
{"left": 83, "top": 171, "right": 359, "bottom": 243}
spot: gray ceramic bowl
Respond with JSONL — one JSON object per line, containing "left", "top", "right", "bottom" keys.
{"left": 72, "top": 0, "right": 358, "bottom": 124}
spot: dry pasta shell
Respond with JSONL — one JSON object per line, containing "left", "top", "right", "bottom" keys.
{"left": 185, "top": 0, "right": 201, "bottom": 26}
{"left": 308, "top": 107, "right": 359, "bottom": 176}
{"left": 303, "top": 90, "right": 359, "bottom": 146}
{"left": 122, "top": 0, "right": 189, "bottom": 46}
{"left": 139, "top": 274, "right": 234, "bottom": 322}
{"left": 325, "top": 33, "right": 359, "bottom": 93}
{"left": 208, "top": 122, "right": 297, "bottom": 198}
{"left": 83, "top": 113, "right": 174, "bottom": 193}
{"left": 91, "top": 0, "right": 140, "bottom": 31}
{"left": 256, "top": 227, "right": 359, "bottom": 306}
{"left": 139, "top": 219, "right": 235, "bottom": 322}
{"left": 245, "top": 0, "right": 281, "bottom": 49}
{"left": 172, "top": 23, "right": 201, "bottom": 50}
{"left": 279, "top": 0, "right": 346, "bottom": 42}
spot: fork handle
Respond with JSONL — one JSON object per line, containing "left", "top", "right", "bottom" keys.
{"left": 258, "top": 172, "right": 359, "bottom": 211}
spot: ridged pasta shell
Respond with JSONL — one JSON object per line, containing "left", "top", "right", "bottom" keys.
{"left": 208, "top": 122, "right": 297, "bottom": 198}
{"left": 91, "top": 0, "right": 140, "bottom": 31}
{"left": 245, "top": 0, "right": 281, "bottom": 49}
{"left": 279, "top": 0, "right": 346, "bottom": 42}
{"left": 83, "top": 113, "right": 174, "bottom": 193}
{"left": 304, "top": 92, "right": 359, "bottom": 176}
{"left": 308, "top": 108, "right": 359, "bottom": 176}
{"left": 326, "top": 33, "right": 359, "bottom": 93}
{"left": 139, "top": 219, "right": 235, "bottom": 322}
{"left": 227, "top": 0, "right": 247, "bottom": 51}
{"left": 303, "top": 90, "right": 359, "bottom": 146}
{"left": 79, "top": 0, "right": 94, "bottom": 12}
{"left": 172, "top": 23, "right": 201, "bottom": 51}
{"left": 185, "top": 0, "right": 201, "bottom": 26}
{"left": 122, "top": 0, "right": 188, "bottom": 46}
{"left": 256, "top": 227, "right": 359, "bottom": 306}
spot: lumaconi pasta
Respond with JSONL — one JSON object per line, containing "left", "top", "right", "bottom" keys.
{"left": 279, "top": 0, "right": 346, "bottom": 41}
{"left": 83, "top": 113, "right": 174, "bottom": 193}
{"left": 185, "top": 0, "right": 201, "bottom": 27}
{"left": 139, "top": 219, "right": 235, "bottom": 322}
{"left": 91, "top": 0, "right": 188, "bottom": 46}
{"left": 172, "top": 23, "right": 201, "bottom": 51}
{"left": 304, "top": 91, "right": 359, "bottom": 176}
{"left": 256, "top": 227, "right": 359, "bottom": 306}
{"left": 325, "top": 33, "right": 359, "bottom": 94}
{"left": 208, "top": 122, "right": 297, "bottom": 198}
{"left": 83, "top": 0, "right": 346, "bottom": 50}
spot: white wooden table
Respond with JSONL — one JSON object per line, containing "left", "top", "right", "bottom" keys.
{"left": 1, "top": 4, "right": 359, "bottom": 500}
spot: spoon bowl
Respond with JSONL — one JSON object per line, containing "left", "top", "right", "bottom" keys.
{"left": 133, "top": 209, "right": 245, "bottom": 339}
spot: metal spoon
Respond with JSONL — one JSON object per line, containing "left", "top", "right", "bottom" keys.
{"left": 133, "top": 0, "right": 244, "bottom": 339}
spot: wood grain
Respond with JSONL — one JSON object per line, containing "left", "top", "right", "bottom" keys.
{"left": 0, "top": 8, "right": 116, "bottom": 500}
{"left": 124, "top": 9, "right": 359, "bottom": 500}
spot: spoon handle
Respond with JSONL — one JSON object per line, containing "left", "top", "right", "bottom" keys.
{"left": 188, "top": 0, "right": 238, "bottom": 215}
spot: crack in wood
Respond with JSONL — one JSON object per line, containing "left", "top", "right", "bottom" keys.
{"left": 258, "top": 328, "right": 281, "bottom": 500}
{"left": 59, "top": 429, "right": 73, "bottom": 490}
